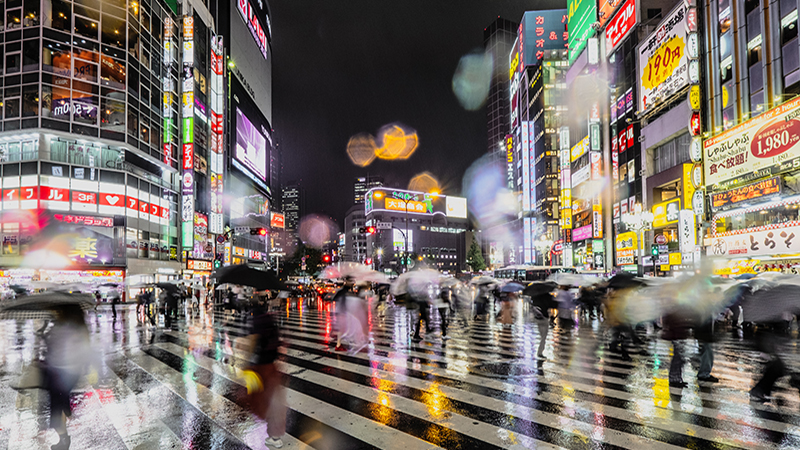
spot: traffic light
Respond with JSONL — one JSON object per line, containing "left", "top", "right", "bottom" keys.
{"left": 250, "top": 228, "right": 267, "bottom": 236}
{"left": 651, "top": 244, "right": 659, "bottom": 256}
{"left": 214, "top": 260, "right": 221, "bottom": 269}
{"left": 322, "top": 254, "right": 331, "bottom": 263}
{"left": 358, "top": 226, "right": 377, "bottom": 235}
{"left": 364, "top": 258, "right": 372, "bottom": 265}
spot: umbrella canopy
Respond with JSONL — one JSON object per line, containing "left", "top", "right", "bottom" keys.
{"left": 212, "top": 264, "right": 286, "bottom": 291}
{"left": 319, "top": 262, "right": 388, "bottom": 284}
{"left": 439, "top": 277, "right": 460, "bottom": 288}
{"left": 391, "top": 268, "right": 440, "bottom": 296}
{"left": 547, "top": 272, "right": 598, "bottom": 287}
{"left": 524, "top": 282, "right": 557, "bottom": 310}
{"left": 155, "top": 282, "right": 179, "bottom": 294}
{"left": 470, "top": 275, "right": 497, "bottom": 286}
{"left": 740, "top": 284, "right": 800, "bottom": 323}
{"left": 607, "top": 272, "right": 644, "bottom": 290}
{"left": 0, "top": 291, "right": 95, "bottom": 320}
{"left": 500, "top": 282, "right": 525, "bottom": 293}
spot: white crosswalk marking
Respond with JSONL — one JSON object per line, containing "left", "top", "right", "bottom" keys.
{"left": 4, "top": 304, "right": 800, "bottom": 449}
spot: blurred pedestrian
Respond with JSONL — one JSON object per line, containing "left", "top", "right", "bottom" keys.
{"left": 533, "top": 305, "right": 550, "bottom": 359}
{"left": 474, "top": 283, "right": 492, "bottom": 320}
{"left": 555, "top": 285, "right": 575, "bottom": 328}
{"left": 436, "top": 285, "right": 452, "bottom": 338}
{"left": 245, "top": 305, "right": 287, "bottom": 448}
{"left": 164, "top": 289, "right": 178, "bottom": 327}
{"left": 662, "top": 309, "right": 694, "bottom": 388}
{"left": 750, "top": 322, "right": 800, "bottom": 402}
{"left": 333, "top": 278, "right": 354, "bottom": 351}
{"left": 110, "top": 289, "right": 120, "bottom": 320}
{"left": 45, "top": 305, "right": 97, "bottom": 450}
{"left": 695, "top": 312, "right": 718, "bottom": 383}
{"left": 497, "top": 291, "right": 516, "bottom": 326}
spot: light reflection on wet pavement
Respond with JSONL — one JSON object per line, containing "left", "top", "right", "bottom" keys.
{"left": 2, "top": 300, "right": 800, "bottom": 449}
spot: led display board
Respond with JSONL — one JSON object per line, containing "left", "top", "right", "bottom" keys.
{"left": 567, "top": 0, "right": 597, "bottom": 63}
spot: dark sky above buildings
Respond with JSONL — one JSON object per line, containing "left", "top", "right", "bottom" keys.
{"left": 271, "top": 0, "right": 564, "bottom": 225}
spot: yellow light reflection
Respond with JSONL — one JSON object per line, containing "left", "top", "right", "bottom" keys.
{"left": 652, "top": 377, "right": 671, "bottom": 408}
{"left": 346, "top": 133, "right": 377, "bottom": 167}
{"left": 422, "top": 382, "right": 449, "bottom": 419}
{"left": 408, "top": 171, "right": 440, "bottom": 194}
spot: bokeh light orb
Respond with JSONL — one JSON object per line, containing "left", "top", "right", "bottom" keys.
{"left": 298, "top": 214, "right": 338, "bottom": 249}
{"left": 375, "top": 123, "right": 418, "bottom": 160}
{"left": 408, "top": 172, "right": 440, "bottom": 193}
{"left": 452, "top": 50, "right": 493, "bottom": 111}
{"left": 346, "top": 133, "right": 378, "bottom": 167}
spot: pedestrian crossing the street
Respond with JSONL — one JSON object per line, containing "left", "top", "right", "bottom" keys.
{"left": 3, "top": 302, "right": 800, "bottom": 449}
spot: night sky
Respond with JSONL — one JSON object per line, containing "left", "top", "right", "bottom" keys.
{"left": 271, "top": 0, "right": 564, "bottom": 225}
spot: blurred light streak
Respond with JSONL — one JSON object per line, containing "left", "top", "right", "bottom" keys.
{"left": 452, "top": 50, "right": 492, "bottom": 111}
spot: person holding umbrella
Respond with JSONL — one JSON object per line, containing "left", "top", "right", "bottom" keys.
{"left": 524, "top": 282, "right": 556, "bottom": 359}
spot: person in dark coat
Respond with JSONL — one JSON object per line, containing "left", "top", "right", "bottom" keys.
{"left": 248, "top": 305, "right": 286, "bottom": 448}
{"left": 695, "top": 312, "right": 718, "bottom": 382}
{"left": 662, "top": 309, "right": 694, "bottom": 388}
{"left": 750, "top": 321, "right": 800, "bottom": 402}
{"left": 45, "top": 305, "right": 96, "bottom": 450}
{"left": 164, "top": 290, "right": 179, "bottom": 327}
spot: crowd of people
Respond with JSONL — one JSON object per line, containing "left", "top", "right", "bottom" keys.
{"left": 14, "top": 266, "right": 800, "bottom": 449}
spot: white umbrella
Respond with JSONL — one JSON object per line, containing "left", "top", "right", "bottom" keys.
{"left": 320, "top": 262, "right": 388, "bottom": 284}
{"left": 470, "top": 275, "right": 497, "bottom": 286}
{"left": 392, "top": 268, "right": 440, "bottom": 296}
{"left": 548, "top": 273, "right": 596, "bottom": 287}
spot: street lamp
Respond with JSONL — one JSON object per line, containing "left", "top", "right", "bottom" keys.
{"left": 621, "top": 205, "right": 654, "bottom": 276}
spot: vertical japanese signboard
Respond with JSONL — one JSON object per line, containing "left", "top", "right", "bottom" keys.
{"left": 637, "top": 1, "right": 690, "bottom": 113}
{"left": 163, "top": 18, "right": 174, "bottom": 167}
{"left": 181, "top": 15, "right": 195, "bottom": 248}
{"left": 209, "top": 35, "right": 225, "bottom": 234}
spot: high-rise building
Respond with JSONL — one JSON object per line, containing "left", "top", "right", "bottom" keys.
{"left": 343, "top": 205, "right": 366, "bottom": 262}
{"left": 484, "top": 17, "right": 519, "bottom": 159}
{"left": 354, "top": 176, "right": 383, "bottom": 205}
{"left": 281, "top": 181, "right": 304, "bottom": 245}
{"left": 0, "top": 0, "right": 276, "bottom": 289}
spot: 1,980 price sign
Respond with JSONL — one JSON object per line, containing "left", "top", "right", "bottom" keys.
{"left": 704, "top": 96, "right": 800, "bottom": 186}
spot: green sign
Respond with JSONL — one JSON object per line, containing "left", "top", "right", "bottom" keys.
{"left": 182, "top": 117, "right": 194, "bottom": 144}
{"left": 568, "top": 0, "right": 597, "bottom": 63}
{"left": 182, "top": 222, "right": 193, "bottom": 249}
{"left": 163, "top": 118, "right": 172, "bottom": 143}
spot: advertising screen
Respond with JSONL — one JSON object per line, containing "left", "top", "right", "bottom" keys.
{"left": 235, "top": 108, "right": 267, "bottom": 181}
{"left": 446, "top": 197, "right": 467, "bottom": 219}
{"left": 637, "top": 1, "right": 690, "bottom": 113}
{"left": 393, "top": 229, "right": 413, "bottom": 252}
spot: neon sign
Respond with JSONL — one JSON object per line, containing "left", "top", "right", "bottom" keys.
{"left": 54, "top": 214, "right": 114, "bottom": 227}
{"left": 238, "top": 0, "right": 269, "bottom": 60}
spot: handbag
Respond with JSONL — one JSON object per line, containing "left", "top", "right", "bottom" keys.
{"left": 12, "top": 360, "right": 45, "bottom": 390}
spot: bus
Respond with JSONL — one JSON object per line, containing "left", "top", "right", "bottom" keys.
{"left": 493, "top": 265, "right": 576, "bottom": 282}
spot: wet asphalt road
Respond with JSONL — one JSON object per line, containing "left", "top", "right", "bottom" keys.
{"left": 2, "top": 299, "right": 800, "bottom": 449}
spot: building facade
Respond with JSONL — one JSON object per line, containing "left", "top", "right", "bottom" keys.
{"left": 343, "top": 204, "right": 366, "bottom": 262}
{"left": 281, "top": 181, "right": 304, "bottom": 246}
{"left": 0, "top": 0, "right": 278, "bottom": 291}
{"left": 484, "top": 17, "right": 519, "bottom": 160}
{"left": 363, "top": 187, "right": 468, "bottom": 274}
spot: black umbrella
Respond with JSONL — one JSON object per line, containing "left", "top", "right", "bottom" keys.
{"left": 154, "top": 283, "right": 179, "bottom": 295}
{"left": 212, "top": 264, "right": 285, "bottom": 291}
{"left": 739, "top": 284, "right": 800, "bottom": 323}
{"left": 0, "top": 291, "right": 95, "bottom": 320}
{"left": 608, "top": 272, "right": 644, "bottom": 289}
{"left": 523, "top": 281, "right": 557, "bottom": 310}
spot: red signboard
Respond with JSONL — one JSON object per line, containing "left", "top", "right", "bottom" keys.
{"left": 2, "top": 188, "right": 19, "bottom": 202}
{"left": 139, "top": 201, "right": 150, "bottom": 214}
{"left": 270, "top": 212, "right": 285, "bottom": 229}
{"left": 21, "top": 187, "right": 37, "bottom": 200}
{"left": 150, "top": 203, "right": 161, "bottom": 217}
{"left": 187, "top": 259, "right": 213, "bottom": 271}
{"left": 126, "top": 196, "right": 139, "bottom": 210}
{"left": 99, "top": 193, "right": 124, "bottom": 207}
{"left": 54, "top": 214, "right": 114, "bottom": 227}
{"left": 605, "top": 0, "right": 637, "bottom": 55}
{"left": 71, "top": 191, "right": 97, "bottom": 204}
{"left": 182, "top": 143, "right": 194, "bottom": 170}
{"left": 40, "top": 187, "right": 68, "bottom": 202}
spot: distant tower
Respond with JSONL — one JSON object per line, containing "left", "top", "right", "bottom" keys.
{"left": 281, "top": 181, "right": 305, "bottom": 245}
{"left": 353, "top": 176, "right": 384, "bottom": 205}
{"left": 484, "top": 17, "right": 519, "bottom": 160}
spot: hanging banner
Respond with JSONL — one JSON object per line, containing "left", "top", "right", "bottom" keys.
{"left": 637, "top": 0, "right": 690, "bottom": 114}
{"left": 605, "top": 0, "right": 637, "bottom": 55}
{"left": 679, "top": 209, "right": 696, "bottom": 254}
